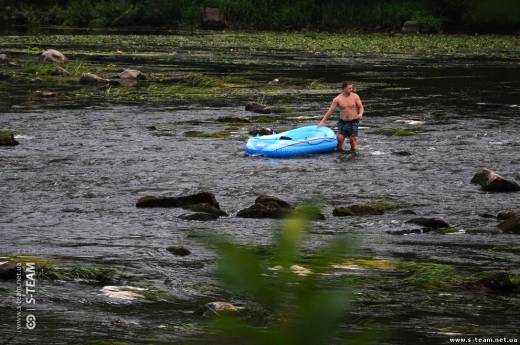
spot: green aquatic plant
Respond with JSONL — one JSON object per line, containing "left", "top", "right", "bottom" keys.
{"left": 203, "top": 204, "right": 379, "bottom": 345}
{"left": 369, "top": 128, "right": 416, "bottom": 137}
{"left": 184, "top": 130, "right": 234, "bottom": 138}
{"left": 398, "top": 262, "right": 463, "bottom": 289}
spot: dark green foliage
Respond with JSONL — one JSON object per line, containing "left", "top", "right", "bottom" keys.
{"left": 1, "top": 0, "right": 519, "bottom": 33}
{"left": 200, "top": 206, "right": 378, "bottom": 345}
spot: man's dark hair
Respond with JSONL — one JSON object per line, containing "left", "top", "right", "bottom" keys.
{"left": 342, "top": 81, "right": 353, "bottom": 89}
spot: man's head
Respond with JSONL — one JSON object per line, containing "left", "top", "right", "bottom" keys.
{"left": 342, "top": 81, "right": 353, "bottom": 95}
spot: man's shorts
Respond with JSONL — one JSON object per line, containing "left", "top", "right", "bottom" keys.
{"left": 337, "top": 119, "right": 359, "bottom": 138}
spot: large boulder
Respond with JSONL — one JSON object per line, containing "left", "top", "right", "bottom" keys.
{"left": 0, "top": 131, "right": 19, "bottom": 146}
{"left": 119, "top": 68, "right": 146, "bottom": 80}
{"left": 202, "top": 7, "right": 227, "bottom": 29}
{"left": 333, "top": 204, "right": 384, "bottom": 216}
{"left": 498, "top": 215, "right": 520, "bottom": 234}
{"left": 40, "top": 49, "right": 67, "bottom": 64}
{"left": 245, "top": 102, "right": 271, "bottom": 114}
{"left": 406, "top": 217, "right": 450, "bottom": 229}
{"left": 471, "top": 168, "right": 520, "bottom": 192}
{"left": 136, "top": 192, "right": 220, "bottom": 209}
{"left": 237, "top": 195, "right": 293, "bottom": 219}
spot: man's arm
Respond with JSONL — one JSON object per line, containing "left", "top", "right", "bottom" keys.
{"left": 318, "top": 99, "right": 338, "bottom": 126}
{"left": 356, "top": 95, "right": 364, "bottom": 119}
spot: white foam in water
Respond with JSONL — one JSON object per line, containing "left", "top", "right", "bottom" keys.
{"left": 100, "top": 285, "right": 146, "bottom": 300}
{"left": 370, "top": 151, "right": 385, "bottom": 155}
{"left": 15, "top": 135, "right": 33, "bottom": 140}
{"left": 396, "top": 120, "right": 426, "bottom": 125}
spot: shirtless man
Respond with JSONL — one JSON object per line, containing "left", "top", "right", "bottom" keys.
{"left": 318, "top": 81, "right": 364, "bottom": 152}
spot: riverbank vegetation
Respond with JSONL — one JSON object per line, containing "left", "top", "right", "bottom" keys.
{"left": 2, "top": 0, "right": 520, "bottom": 33}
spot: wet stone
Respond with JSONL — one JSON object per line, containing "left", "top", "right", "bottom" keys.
{"left": 167, "top": 246, "right": 191, "bottom": 256}
{"left": 136, "top": 192, "right": 220, "bottom": 209}
{"left": 40, "top": 49, "right": 67, "bottom": 64}
{"left": 471, "top": 168, "right": 520, "bottom": 193}
{"left": 237, "top": 195, "right": 293, "bottom": 219}
{"left": 333, "top": 204, "right": 384, "bottom": 216}
{"left": 406, "top": 217, "right": 450, "bottom": 229}
{"left": 0, "top": 131, "right": 19, "bottom": 146}
{"left": 0, "top": 261, "right": 20, "bottom": 280}
{"left": 248, "top": 127, "right": 274, "bottom": 136}
{"left": 245, "top": 101, "right": 271, "bottom": 114}
{"left": 498, "top": 215, "right": 520, "bottom": 234}
{"left": 34, "top": 90, "right": 57, "bottom": 98}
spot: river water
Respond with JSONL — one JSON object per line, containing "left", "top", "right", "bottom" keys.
{"left": 1, "top": 33, "right": 519, "bottom": 344}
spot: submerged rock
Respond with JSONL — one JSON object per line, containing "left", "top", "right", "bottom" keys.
{"left": 0, "top": 54, "right": 8, "bottom": 62}
{"left": 167, "top": 245, "right": 191, "bottom": 256}
{"left": 471, "top": 168, "right": 520, "bottom": 192}
{"left": 333, "top": 204, "right": 384, "bottom": 216}
{"left": 245, "top": 101, "right": 271, "bottom": 114}
{"left": 119, "top": 68, "right": 146, "bottom": 80}
{"left": 0, "top": 131, "right": 19, "bottom": 146}
{"left": 182, "top": 203, "right": 227, "bottom": 216}
{"left": 179, "top": 213, "right": 219, "bottom": 221}
{"left": 195, "top": 301, "right": 244, "bottom": 317}
{"left": 406, "top": 217, "right": 450, "bottom": 229}
{"left": 136, "top": 192, "right": 220, "bottom": 209}
{"left": 498, "top": 215, "right": 520, "bottom": 234}
{"left": 237, "top": 195, "right": 293, "bottom": 219}
{"left": 40, "top": 49, "right": 67, "bottom": 63}
{"left": 466, "top": 272, "right": 519, "bottom": 294}
{"left": 497, "top": 210, "right": 520, "bottom": 221}
{"left": 0, "top": 261, "right": 19, "bottom": 280}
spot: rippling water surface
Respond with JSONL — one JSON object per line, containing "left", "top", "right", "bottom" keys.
{"left": 1, "top": 34, "right": 519, "bottom": 344}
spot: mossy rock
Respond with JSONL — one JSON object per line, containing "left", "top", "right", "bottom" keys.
{"left": 333, "top": 204, "right": 384, "bottom": 216}
{"left": 63, "top": 266, "right": 116, "bottom": 283}
{"left": 366, "top": 200, "right": 402, "bottom": 212}
{"left": 184, "top": 130, "right": 233, "bottom": 138}
{"left": 237, "top": 195, "right": 293, "bottom": 219}
{"left": 0, "top": 130, "right": 18, "bottom": 146}
{"left": 433, "top": 227, "right": 462, "bottom": 234}
{"left": 369, "top": 128, "right": 416, "bottom": 137}
{"left": 338, "top": 258, "right": 398, "bottom": 270}
{"left": 398, "top": 262, "right": 463, "bottom": 289}
{"left": 465, "top": 272, "right": 520, "bottom": 294}
{"left": 498, "top": 215, "right": 520, "bottom": 234}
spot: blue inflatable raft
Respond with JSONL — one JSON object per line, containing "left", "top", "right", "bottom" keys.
{"left": 245, "top": 125, "right": 338, "bottom": 158}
